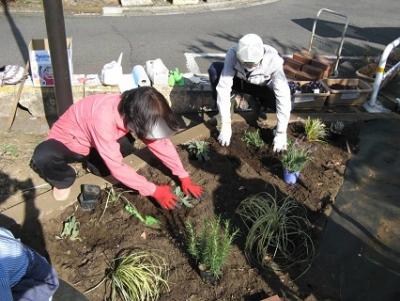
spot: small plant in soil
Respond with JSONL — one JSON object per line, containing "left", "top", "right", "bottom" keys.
{"left": 242, "top": 129, "right": 265, "bottom": 149}
{"left": 57, "top": 215, "right": 81, "bottom": 241}
{"left": 236, "top": 188, "right": 315, "bottom": 277}
{"left": 86, "top": 250, "right": 169, "bottom": 301}
{"left": 185, "top": 140, "right": 210, "bottom": 161}
{"left": 124, "top": 203, "right": 160, "bottom": 229}
{"left": 174, "top": 186, "right": 198, "bottom": 208}
{"left": 304, "top": 117, "right": 327, "bottom": 142}
{"left": 185, "top": 217, "right": 238, "bottom": 282}
{"left": 281, "top": 140, "right": 310, "bottom": 173}
{"left": 329, "top": 120, "right": 345, "bottom": 135}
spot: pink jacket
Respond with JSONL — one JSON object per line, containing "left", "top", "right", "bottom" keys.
{"left": 48, "top": 94, "right": 188, "bottom": 196}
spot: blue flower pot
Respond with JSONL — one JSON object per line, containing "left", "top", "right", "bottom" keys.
{"left": 283, "top": 169, "right": 300, "bottom": 184}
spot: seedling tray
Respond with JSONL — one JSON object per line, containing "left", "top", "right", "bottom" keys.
{"left": 291, "top": 80, "right": 330, "bottom": 111}
{"left": 323, "top": 78, "right": 372, "bottom": 106}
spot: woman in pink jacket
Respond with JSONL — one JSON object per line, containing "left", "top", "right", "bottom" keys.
{"left": 31, "top": 87, "right": 202, "bottom": 209}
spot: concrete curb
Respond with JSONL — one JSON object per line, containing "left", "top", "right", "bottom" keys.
{"left": 105, "top": 0, "right": 280, "bottom": 17}
{"left": 2, "top": 0, "right": 279, "bottom": 16}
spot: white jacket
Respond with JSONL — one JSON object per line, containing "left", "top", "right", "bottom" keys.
{"left": 216, "top": 45, "right": 291, "bottom": 133}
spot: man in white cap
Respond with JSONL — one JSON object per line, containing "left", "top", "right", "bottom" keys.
{"left": 208, "top": 33, "right": 291, "bottom": 152}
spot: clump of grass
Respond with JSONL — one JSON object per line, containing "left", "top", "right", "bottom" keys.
{"left": 304, "top": 117, "right": 327, "bottom": 142}
{"left": 185, "top": 140, "right": 210, "bottom": 161}
{"left": 242, "top": 129, "right": 265, "bottom": 149}
{"left": 0, "top": 143, "right": 18, "bottom": 157}
{"left": 236, "top": 187, "right": 314, "bottom": 278}
{"left": 281, "top": 140, "right": 310, "bottom": 173}
{"left": 185, "top": 217, "right": 238, "bottom": 278}
{"left": 86, "top": 250, "right": 169, "bottom": 301}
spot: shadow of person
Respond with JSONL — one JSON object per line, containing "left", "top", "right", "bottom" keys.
{"left": 0, "top": 173, "right": 49, "bottom": 261}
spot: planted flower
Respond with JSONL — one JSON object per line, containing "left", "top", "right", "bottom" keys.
{"left": 174, "top": 186, "right": 199, "bottom": 208}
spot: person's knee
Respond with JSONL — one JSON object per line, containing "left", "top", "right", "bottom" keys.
{"left": 31, "top": 141, "right": 50, "bottom": 170}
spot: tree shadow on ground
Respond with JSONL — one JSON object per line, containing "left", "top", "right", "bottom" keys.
{"left": 292, "top": 18, "right": 399, "bottom": 47}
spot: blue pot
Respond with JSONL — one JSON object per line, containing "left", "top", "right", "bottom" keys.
{"left": 283, "top": 169, "right": 300, "bottom": 184}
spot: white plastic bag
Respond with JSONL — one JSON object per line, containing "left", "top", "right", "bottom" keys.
{"left": 100, "top": 53, "right": 123, "bottom": 86}
{"left": 145, "top": 58, "right": 169, "bottom": 86}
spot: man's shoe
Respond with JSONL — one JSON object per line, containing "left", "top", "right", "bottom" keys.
{"left": 53, "top": 187, "right": 71, "bottom": 201}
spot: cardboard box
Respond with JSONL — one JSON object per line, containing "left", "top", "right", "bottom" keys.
{"left": 323, "top": 78, "right": 372, "bottom": 106}
{"left": 29, "top": 38, "right": 73, "bottom": 87}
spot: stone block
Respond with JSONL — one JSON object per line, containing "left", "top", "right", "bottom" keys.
{"left": 121, "top": 0, "right": 153, "bottom": 6}
{"left": 0, "top": 85, "right": 17, "bottom": 118}
{"left": 173, "top": 0, "right": 199, "bottom": 5}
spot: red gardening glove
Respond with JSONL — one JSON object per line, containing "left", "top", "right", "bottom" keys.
{"left": 180, "top": 177, "right": 203, "bottom": 199}
{"left": 151, "top": 185, "right": 178, "bottom": 210}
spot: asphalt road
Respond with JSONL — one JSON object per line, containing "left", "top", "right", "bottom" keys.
{"left": 0, "top": 0, "right": 399, "bottom": 74}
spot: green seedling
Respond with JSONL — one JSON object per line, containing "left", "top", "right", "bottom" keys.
{"left": 304, "top": 117, "right": 327, "bottom": 142}
{"left": 0, "top": 143, "right": 18, "bottom": 158}
{"left": 242, "top": 129, "right": 265, "bottom": 149}
{"left": 124, "top": 203, "right": 160, "bottom": 229}
{"left": 57, "top": 215, "right": 81, "bottom": 241}
{"left": 185, "top": 140, "right": 210, "bottom": 161}
{"left": 174, "top": 186, "right": 198, "bottom": 208}
{"left": 281, "top": 140, "right": 311, "bottom": 173}
{"left": 186, "top": 217, "right": 238, "bottom": 279}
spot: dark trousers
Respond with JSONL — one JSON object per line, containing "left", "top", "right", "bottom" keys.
{"left": 208, "top": 61, "right": 277, "bottom": 111}
{"left": 31, "top": 135, "right": 135, "bottom": 189}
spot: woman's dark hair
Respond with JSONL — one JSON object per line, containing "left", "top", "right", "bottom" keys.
{"left": 118, "top": 86, "right": 180, "bottom": 140}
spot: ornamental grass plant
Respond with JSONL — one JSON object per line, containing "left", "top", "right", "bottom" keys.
{"left": 281, "top": 139, "right": 310, "bottom": 173}
{"left": 109, "top": 250, "right": 169, "bottom": 301}
{"left": 236, "top": 188, "right": 315, "bottom": 278}
{"left": 304, "top": 117, "right": 327, "bottom": 142}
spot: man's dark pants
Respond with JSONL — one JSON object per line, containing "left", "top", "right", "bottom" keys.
{"left": 208, "top": 61, "right": 277, "bottom": 111}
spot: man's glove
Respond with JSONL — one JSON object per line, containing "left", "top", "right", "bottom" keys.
{"left": 152, "top": 185, "right": 177, "bottom": 210}
{"left": 180, "top": 177, "right": 203, "bottom": 199}
{"left": 218, "top": 122, "right": 232, "bottom": 147}
{"left": 273, "top": 131, "right": 287, "bottom": 152}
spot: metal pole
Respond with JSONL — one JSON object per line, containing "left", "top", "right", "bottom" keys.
{"left": 364, "top": 37, "right": 400, "bottom": 113}
{"left": 42, "top": 0, "right": 73, "bottom": 116}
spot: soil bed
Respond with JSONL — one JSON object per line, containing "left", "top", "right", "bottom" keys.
{"left": 41, "top": 121, "right": 359, "bottom": 300}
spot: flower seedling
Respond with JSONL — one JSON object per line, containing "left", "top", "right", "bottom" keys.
{"left": 242, "top": 129, "right": 265, "bottom": 149}
{"left": 174, "top": 186, "right": 198, "bottom": 208}
{"left": 185, "top": 140, "right": 210, "bottom": 162}
{"left": 57, "top": 215, "right": 81, "bottom": 241}
{"left": 124, "top": 203, "right": 160, "bottom": 229}
{"left": 281, "top": 140, "right": 310, "bottom": 173}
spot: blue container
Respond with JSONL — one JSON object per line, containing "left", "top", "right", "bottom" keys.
{"left": 283, "top": 169, "right": 300, "bottom": 184}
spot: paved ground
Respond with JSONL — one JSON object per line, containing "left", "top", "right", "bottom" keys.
{"left": 304, "top": 118, "right": 400, "bottom": 301}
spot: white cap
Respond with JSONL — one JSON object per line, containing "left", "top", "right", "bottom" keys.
{"left": 146, "top": 118, "right": 175, "bottom": 139}
{"left": 236, "top": 34, "right": 264, "bottom": 64}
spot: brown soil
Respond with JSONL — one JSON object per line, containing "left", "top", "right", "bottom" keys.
{"left": 329, "top": 84, "right": 358, "bottom": 90}
{"left": 38, "top": 121, "right": 358, "bottom": 301}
